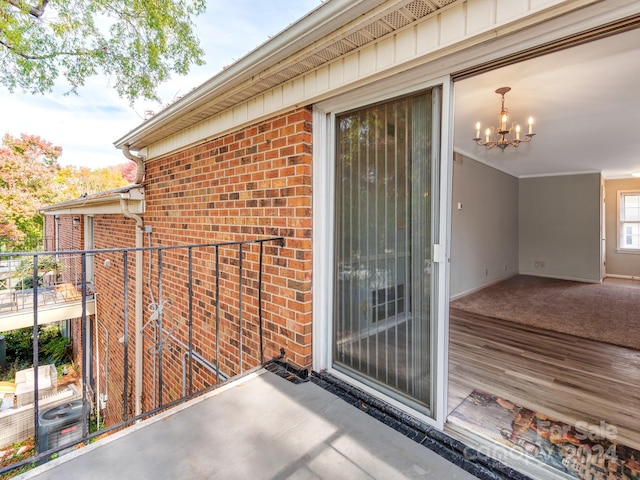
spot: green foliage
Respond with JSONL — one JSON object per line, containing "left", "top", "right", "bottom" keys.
{"left": 12, "top": 255, "right": 61, "bottom": 290}
{"left": 89, "top": 409, "right": 104, "bottom": 434}
{"left": 0, "top": 439, "right": 36, "bottom": 477}
{"left": 0, "top": 133, "right": 62, "bottom": 242}
{"left": 0, "top": 133, "right": 133, "bottom": 249}
{"left": 1, "top": 325, "right": 73, "bottom": 381}
{"left": 0, "top": 0, "right": 206, "bottom": 102}
{"left": 2, "top": 327, "right": 34, "bottom": 374}
{"left": 39, "top": 329, "right": 72, "bottom": 365}
{"left": 14, "top": 255, "right": 61, "bottom": 277}
{"left": 54, "top": 164, "right": 129, "bottom": 198}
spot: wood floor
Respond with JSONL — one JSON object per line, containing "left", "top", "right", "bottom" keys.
{"left": 448, "top": 308, "right": 640, "bottom": 451}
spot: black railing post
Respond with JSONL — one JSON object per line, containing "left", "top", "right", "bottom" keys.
{"left": 32, "top": 254, "right": 40, "bottom": 454}
{"left": 122, "top": 251, "right": 130, "bottom": 421}
{"left": 215, "top": 246, "right": 220, "bottom": 385}
{"left": 238, "top": 244, "right": 243, "bottom": 373}
{"left": 187, "top": 247, "right": 194, "bottom": 395}
{"left": 258, "top": 241, "right": 264, "bottom": 365}
{"left": 157, "top": 249, "right": 163, "bottom": 407}
{"left": 81, "top": 252, "right": 89, "bottom": 441}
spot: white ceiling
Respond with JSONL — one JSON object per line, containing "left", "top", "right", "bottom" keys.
{"left": 453, "top": 27, "right": 640, "bottom": 179}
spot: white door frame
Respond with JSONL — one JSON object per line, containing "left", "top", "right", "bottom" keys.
{"left": 312, "top": 72, "right": 454, "bottom": 430}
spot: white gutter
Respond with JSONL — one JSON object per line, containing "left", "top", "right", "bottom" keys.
{"left": 120, "top": 198, "right": 144, "bottom": 417}
{"left": 40, "top": 187, "right": 145, "bottom": 215}
{"left": 113, "top": 0, "right": 386, "bottom": 149}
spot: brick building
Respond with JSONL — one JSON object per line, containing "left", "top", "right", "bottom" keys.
{"left": 40, "top": 1, "right": 640, "bottom": 477}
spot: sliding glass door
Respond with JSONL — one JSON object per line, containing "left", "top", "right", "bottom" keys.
{"left": 333, "top": 88, "right": 440, "bottom": 414}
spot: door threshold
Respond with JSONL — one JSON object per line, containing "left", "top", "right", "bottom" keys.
{"left": 311, "top": 370, "right": 535, "bottom": 480}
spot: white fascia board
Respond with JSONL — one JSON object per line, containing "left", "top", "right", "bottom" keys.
{"left": 40, "top": 187, "right": 145, "bottom": 216}
{"left": 113, "top": 0, "right": 386, "bottom": 150}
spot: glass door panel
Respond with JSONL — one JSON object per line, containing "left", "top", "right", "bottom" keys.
{"left": 333, "top": 88, "right": 439, "bottom": 414}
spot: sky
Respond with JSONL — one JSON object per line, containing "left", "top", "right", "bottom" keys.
{"left": 0, "top": 0, "right": 322, "bottom": 168}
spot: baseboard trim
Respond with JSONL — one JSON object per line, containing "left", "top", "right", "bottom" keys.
{"left": 450, "top": 274, "right": 517, "bottom": 301}
{"left": 605, "top": 273, "right": 640, "bottom": 281}
{"left": 516, "top": 272, "right": 600, "bottom": 284}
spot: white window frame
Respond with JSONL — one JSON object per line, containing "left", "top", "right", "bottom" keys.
{"left": 617, "top": 190, "right": 640, "bottom": 254}
{"left": 312, "top": 72, "right": 453, "bottom": 430}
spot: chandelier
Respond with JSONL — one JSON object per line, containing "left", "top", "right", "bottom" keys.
{"left": 473, "top": 87, "right": 535, "bottom": 151}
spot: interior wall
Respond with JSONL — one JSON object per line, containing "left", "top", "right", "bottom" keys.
{"left": 519, "top": 173, "right": 601, "bottom": 282}
{"left": 450, "top": 154, "right": 519, "bottom": 298}
{"left": 604, "top": 178, "right": 640, "bottom": 277}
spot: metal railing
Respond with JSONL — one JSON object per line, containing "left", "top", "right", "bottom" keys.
{"left": 0, "top": 236, "right": 284, "bottom": 475}
{"left": 0, "top": 252, "right": 88, "bottom": 313}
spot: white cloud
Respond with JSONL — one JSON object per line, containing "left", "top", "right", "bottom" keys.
{"left": 0, "top": 0, "right": 321, "bottom": 168}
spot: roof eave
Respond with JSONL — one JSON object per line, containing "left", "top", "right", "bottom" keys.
{"left": 113, "top": 0, "right": 386, "bottom": 151}
{"left": 40, "top": 186, "right": 145, "bottom": 215}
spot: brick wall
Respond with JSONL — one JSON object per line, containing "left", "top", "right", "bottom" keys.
{"left": 53, "top": 215, "right": 84, "bottom": 285}
{"left": 142, "top": 106, "right": 313, "bottom": 382}
{"left": 43, "top": 215, "right": 55, "bottom": 251}
{"left": 92, "top": 214, "right": 137, "bottom": 423}
{"left": 69, "top": 106, "right": 315, "bottom": 424}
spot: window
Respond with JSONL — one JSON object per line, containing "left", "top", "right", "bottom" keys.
{"left": 618, "top": 192, "right": 640, "bottom": 251}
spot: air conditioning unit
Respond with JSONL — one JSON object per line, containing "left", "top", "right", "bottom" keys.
{"left": 38, "top": 400, "right": 85, "bottom": 453}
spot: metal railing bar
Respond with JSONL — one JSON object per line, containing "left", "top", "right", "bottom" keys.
{"left": 238, "top": 244, "right": 243, "bottom": 374}
{"left": 122, "top": 250, "right": 130, "bottom": 421}
{"left": 157, "top": 249, "right": 163, "bottom": 407}
{"left": 258, "top": 241, "right": 264, "bottom": 364}
{"left": 215, "top": 246, "right": 220, "bottom": 385}
{"left": 187, "top": 247, "right": 194, "bottom": 396}
{"left": 32, "top": 254, "right": 40, "bottom": 454}
{"left": 81, "top": 252, "right": 89, "bottom": 442}
{"left": 2, "top": 237, "right": 285, "bottom": 257}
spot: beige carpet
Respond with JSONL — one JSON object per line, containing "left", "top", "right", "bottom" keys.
{"left": 450, "top": 275, "right": 640, "bottom": 350}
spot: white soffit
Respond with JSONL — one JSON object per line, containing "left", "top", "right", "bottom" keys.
{"left": 115, "top": 0, "right": 459, "bottom": 151}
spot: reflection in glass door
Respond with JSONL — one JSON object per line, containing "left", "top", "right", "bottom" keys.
{"left": 333, "top": 88, "right": 440, "bottom": 414}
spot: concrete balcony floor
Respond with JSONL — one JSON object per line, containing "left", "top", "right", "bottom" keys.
{"left": 18, "top": 369, "right": 477, "bottom": 480}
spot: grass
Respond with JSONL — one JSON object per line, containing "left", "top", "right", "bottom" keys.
{"left": 0, "top": 439, "right": 35, "bottom": 479}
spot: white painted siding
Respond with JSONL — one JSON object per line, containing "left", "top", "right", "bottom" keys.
{"left": 145, "top": 0, "right": 577, "bottom": 160}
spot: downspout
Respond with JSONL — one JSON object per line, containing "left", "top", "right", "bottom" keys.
{"left": 122, "top": 144, "right": 145, "bottom": 185}
{"left": 120, "top": 144, "right": 145, "bottom": 417}
{"left": 120, "top": 198, "right": 143, "bottom": 417}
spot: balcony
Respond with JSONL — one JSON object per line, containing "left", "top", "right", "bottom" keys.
{"left": 0, "top": 239, "right": 508, "bottom": 479}
{"left": 0, "top": 245, "right": 96, "bottom": 332}
{"left": 14, "top": 368, "right": 479, "bottom": 480}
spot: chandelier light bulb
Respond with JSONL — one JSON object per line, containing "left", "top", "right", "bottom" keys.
{"left": 515, "top": 124, "right": 521, "bottom": 140}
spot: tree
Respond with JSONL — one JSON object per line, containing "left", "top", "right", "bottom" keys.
{"left": 120, "top": 160, "right": 137, "bottom": 183}
{"left": 55, "top": 164, "right": 129, "bottom": 198}
{"left": 0, "top": 133, "right": 61, "bottom": 244}
{"left": 0, "top": 133, "right": 134, "bottom": 250}
{"left": 0, "top": 0, "right": 206, "bottom": 102}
